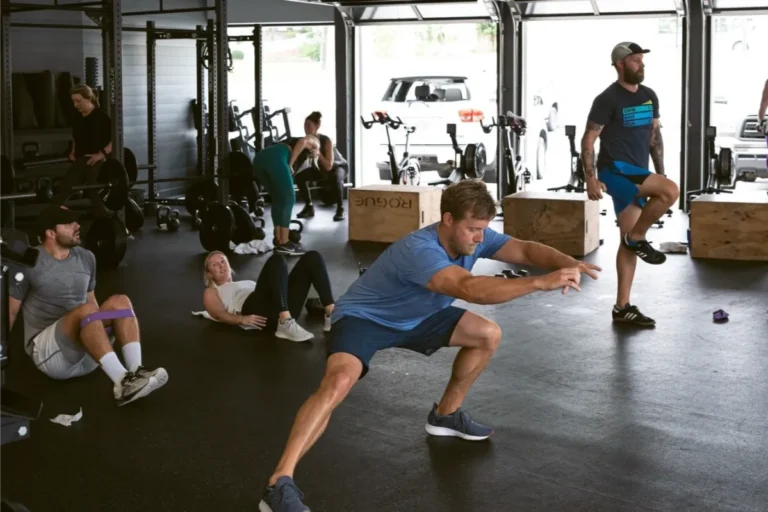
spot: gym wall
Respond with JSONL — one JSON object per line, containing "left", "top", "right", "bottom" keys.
{"left": 82, "top": 1, "right": 209, "bottom": 198}
{"left": 10, "top": 9, "right": 87, "bottom": 159}
{"left": 228, "top": 0, "right": 334, "bottom": 24}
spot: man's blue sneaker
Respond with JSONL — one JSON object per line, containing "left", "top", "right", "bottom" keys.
{"left": 425, "top": 403, "right": 493, "bottom": 441}
{"left": 258, "top": 476, "right": 310, "bottom": 512}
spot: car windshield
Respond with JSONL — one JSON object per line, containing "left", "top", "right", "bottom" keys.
{"left": 382, "top": 78, "right": 471, "bottom": 103}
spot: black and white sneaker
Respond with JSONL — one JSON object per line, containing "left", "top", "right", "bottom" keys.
{"left": 622, "top": 234, "right": 666, "bottom": 265}
{"left": 113, "top": 371, "right": 157, "bottom": 406}
{"left": 612, "top": 304, "right": 656, "bottom": 327}
{"left": 333, "top": 206, "right": 345, "bottom": 222}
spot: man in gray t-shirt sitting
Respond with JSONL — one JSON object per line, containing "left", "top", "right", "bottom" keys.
{"left": 8, "top": 206, "right": 169, "bottom": 406}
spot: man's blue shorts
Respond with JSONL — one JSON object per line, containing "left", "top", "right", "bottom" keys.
{"left": 328, "top": 307, "right": 467, "bottom": 379}
{"left": 598, "top": 160, "right": 652, "bottom": 216}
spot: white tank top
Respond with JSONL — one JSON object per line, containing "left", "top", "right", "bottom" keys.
{"left": 214, "top": 280, "right": 256, "bottom": 314}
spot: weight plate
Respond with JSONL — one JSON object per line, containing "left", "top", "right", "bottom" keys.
{"left": 319, "top": 185, "right": 336, "bottom": 207}
{"left": 86, "top": 216, "right": 128, "bottom": 269}
{"left": 124, "top": 147, "right": 138, "bottom": 184}
{"left": 125, "top": 198, "right": 144, "bottom": 232}
{"left": 717, "top": 147, "right": 734, "bottom": 186}
{"left": 229, "top": 201, "right": 258, "bottom": 244}
{"left": 463, "top": 143, "right": 487, "bottom": 180}
{"left": 97, "top": 159, "right": 130, "bottom": 211}
{"left": 185, "top": 178, "right": 218, "bottom": 218}
{"left": 199, "top": 202, "right": 234, "bottom": 252}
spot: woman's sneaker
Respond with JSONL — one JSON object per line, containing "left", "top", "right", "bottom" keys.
{"left": 275, "top": 242, "right": 306, "bottom": 256}
{"left": 612, "top": 304, "right": 656, "bottom": 327}
{"left": 275, "top": 318, "right": 314, "bottom": 342}
{"left": 259, "top": 476, "right": 310, "bottom": 512}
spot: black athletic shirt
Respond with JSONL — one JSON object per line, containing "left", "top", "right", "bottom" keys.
{"left": 587, "top": 82, "right": 659, "bottom": 170}
{"left": 72, "top": 107, "right": 112, "bottom": 158}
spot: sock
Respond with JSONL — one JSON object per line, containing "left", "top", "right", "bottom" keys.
{"left": 121, "top": 342, "right": 142, "bottom": 372}
{"left": 99, "top": 352, "right": 128, "bottom": 384}
{"left": 624, "top": 233, "right": 639, "bottom": 247}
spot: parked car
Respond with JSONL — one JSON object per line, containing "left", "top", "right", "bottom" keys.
{"left": 371, "top": 75, "right": 559, "bottom": 184}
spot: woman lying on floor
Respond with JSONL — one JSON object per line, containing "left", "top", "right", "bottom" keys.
{"left": 202, "top": 250, "right": 335, "bottom": 342}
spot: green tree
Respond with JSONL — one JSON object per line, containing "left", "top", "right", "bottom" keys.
{"left": 300, "top": 42, "right": 321, "bottom": 62}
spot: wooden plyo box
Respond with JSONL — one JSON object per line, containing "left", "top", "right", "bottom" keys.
{"left": 690, "top": 192, "right": 768, "bottom": 261}
{"left": 502, "top": 191, "right": 601, "bottom": 256}
{"left": 348, "top": 185, "right": 442, "bottom": 243}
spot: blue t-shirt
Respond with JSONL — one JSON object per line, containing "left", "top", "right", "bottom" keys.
{"left": 332, "top": 223, "right": 511, "bottom": 331}
{"left": 587, "top": 82, "right": 659, "bottom": 171}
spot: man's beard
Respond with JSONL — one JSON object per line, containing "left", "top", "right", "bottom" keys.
{"left": 625, "top": 68, "right": 645, "bottom": 85}
{"left": 56, "top": 234, "right": 81, "bottom": 248}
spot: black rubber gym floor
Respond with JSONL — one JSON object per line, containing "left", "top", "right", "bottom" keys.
{"left": 3, "top": 196, "right": 768, "bottom": 512}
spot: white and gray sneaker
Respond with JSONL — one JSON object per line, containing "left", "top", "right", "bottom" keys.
{"left": 324, "top": 314, "right": 332, "bottom": 333}
{"left": 113, "top": 371, "right": 160, "bottom": 407}
{"left": 135, "top": 366, "right": 169, "bottom": 391}
{"left": 275, "top": 318, "right": 314, "bottom": 342}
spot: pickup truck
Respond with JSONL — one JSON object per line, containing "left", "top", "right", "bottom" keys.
{"left": 372, "top": 75, "right": 559, "bottom": 184}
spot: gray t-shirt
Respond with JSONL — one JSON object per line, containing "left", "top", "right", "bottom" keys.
{"left": 9, "top": 246, "right": 96, "bottom": 355}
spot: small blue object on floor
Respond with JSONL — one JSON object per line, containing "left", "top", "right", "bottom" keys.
{"left": 713, "top": 309, "right": 729, "bottom": 323}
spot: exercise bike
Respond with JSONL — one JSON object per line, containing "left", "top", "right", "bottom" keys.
{"left": 480, "top": 111, "right": 531, "bottom": 193}
{"left": 686, "top": 125, "right": 734, "bottom": 210}
{"left": 428, "top": 123, "right": 487, "bottom": 186}
{"left": 361, "top": 112, "right": 421, "bottom": 186}
{"left": 549, "top": 125, "right": 586, "bottom": 193}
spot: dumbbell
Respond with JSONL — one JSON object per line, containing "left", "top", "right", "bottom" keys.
{"left": 495, "top": 269, "right": 529, "bottom": 279}
{"left": 289, "top": 219, "right": 303, "bottom": 244}
{"left": 253, "top": 205, "right": 265, "bottom": 218}
{"left": 156, "top": 206, "right": 180, "bottom": 231}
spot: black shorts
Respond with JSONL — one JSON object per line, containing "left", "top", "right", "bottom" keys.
{"left": 328, "top": 307, "right": 467, "bottom": 379}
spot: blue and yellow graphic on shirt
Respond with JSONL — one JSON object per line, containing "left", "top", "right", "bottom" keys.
{"left": 622, "top": 100, "right": 654, "bottom": 128}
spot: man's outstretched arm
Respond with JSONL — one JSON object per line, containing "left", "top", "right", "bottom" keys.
{"left": 426, "top": 265, "right": 585, "bottom": 306}
{"left": 489, "top": 238, "right": 580, "bottom": 270}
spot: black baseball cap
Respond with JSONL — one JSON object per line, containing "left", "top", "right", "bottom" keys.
{"left": 38, "top": 206, "right": 81, "bottom": 236}
{"left": 611, "top": 42, "right": 650, "bottom": 65}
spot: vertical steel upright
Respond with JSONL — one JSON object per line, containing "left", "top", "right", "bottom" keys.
{"left": 206, "top": 19, "right": 217, "bottom": 179}
{"left": 497, "top": 3, "right": 521, "bottom": 199}
{"left": 334, "top": 10, "right": 355, "bottom": 186}
{"left": 196, "top": 25, "right": 207, "bottom": 176}
{"left": 102, "top": 0, "right": 123, "bottom": 164}
{"left": 1, "top": 4, "right": 14, "bottom": 226}
{"left": 253, "top": 25, "right": 263, "bottom": 152}
{"left": 215, "top": 0, "right": 229, "bottom": 203}
{"left": 146, "top": 21, "right": 157, "bottom": 202}
{"left": 682, "top": 1, "right": 707, "bottom": 208}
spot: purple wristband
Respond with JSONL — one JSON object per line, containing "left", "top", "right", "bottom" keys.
{"left": 80, "top": 309, "right": 134, "bottom": 331}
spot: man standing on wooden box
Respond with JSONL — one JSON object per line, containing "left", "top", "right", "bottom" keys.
{"left": 258, "top": 180, "right": 602, "bottom": 512}
{"left": 581, "top": 42, "right": 680, "bottom": 328}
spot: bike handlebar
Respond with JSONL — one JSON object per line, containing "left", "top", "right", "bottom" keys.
{"left": 360, "top": 112, "right": 416, "bottom": 133}
{"left": 480, "top": 111, "right": 527, "bottom": 136}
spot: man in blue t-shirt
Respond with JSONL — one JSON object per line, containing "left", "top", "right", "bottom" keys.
{"left": 259, "top": 180, "right": 602, "bottom": 512}
{"left": 581, "top": 42, "right": 680, "bottom": 328}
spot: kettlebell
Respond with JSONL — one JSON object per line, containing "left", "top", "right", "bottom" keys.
{"left": 36, "top": 177, "right": 53, "bottom": 202}
{"left": 289, "top": 219, "right": 303, "bottom": 244}
{"left": 157, "top": 206, "right": 181, "bottom": 231}
{"left": 253, "top": 217, "right": 266, "bottom": 240}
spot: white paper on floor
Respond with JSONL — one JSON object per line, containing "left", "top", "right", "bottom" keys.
{"left": 50, "top": 407, "right": 83, "bottom": 427}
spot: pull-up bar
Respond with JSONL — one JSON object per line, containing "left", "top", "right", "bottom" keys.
{"left": 4, "top": 1, "right": 103, "bottom": 14}
{"left": 123, "top": 0, "right": 216, "bottom": 17}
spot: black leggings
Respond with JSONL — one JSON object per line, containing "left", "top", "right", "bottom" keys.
{"left": 241, "top": 251, "right": 334, "bottom": 330}
{"left": 294, "top": 165, "right": 346, "bottom": 207}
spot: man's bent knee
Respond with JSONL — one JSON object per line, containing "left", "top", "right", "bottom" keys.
{"left": 73, "top": 302, "right": 100, "bottom": 319}
{"left": 102, "top": 294, "right": 132, "bottom": 310}
{"left": 470, "top": 319, "right": 502, "bottom": 352}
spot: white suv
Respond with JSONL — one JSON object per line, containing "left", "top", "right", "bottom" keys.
{"left": 717, "top": 115, "right": 767, "bottom": 181}
{"left": 373, "top": 75, "right": 559, "bottom": 184}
